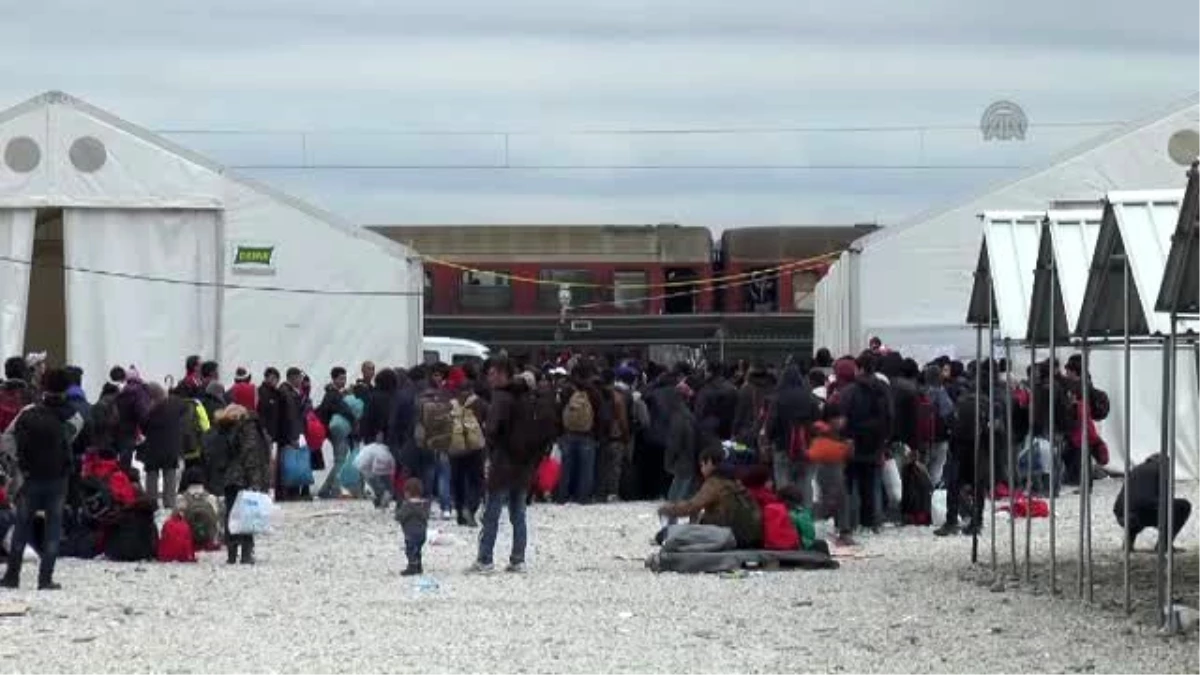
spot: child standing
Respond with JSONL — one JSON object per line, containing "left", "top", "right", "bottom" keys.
{"left": 395, "top": 478, "right": 430, "bottom": 576}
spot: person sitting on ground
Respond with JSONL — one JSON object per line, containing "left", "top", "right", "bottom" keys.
{"left": 1114, "top": 454, "right": 1191, "bottom": 553}
{"left": 658, "top": 446, "right": 764, "bottom": 549}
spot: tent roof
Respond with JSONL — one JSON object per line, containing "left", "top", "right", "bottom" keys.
{"left": 853, "top": 93, "right": 1200, "bottom": 252}
{"left": 1154, "top": 162, "right": 1199, "bottom": 316}
{"left": 0, "top": 90, "right": 418, "bottom": 264}
{"left": 1076, "top": 188, "right": 1196, "bottom": 338}
{"left": 1026, "top": 209, "right": 1103, "bottom": 343}
{"left": 965, "top": 212, "right": 1041, "bottom": 339}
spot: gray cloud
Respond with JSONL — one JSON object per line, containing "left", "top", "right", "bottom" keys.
{"left": 1, "top": 0, "right": 1196, "bottom": 227}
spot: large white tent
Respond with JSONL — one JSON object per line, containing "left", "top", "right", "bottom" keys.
{"left": 0, "top": 91, "right": 422, "bottom": 395}
{"left": 813, "top": 95, "right": 1200, "bottom": 363}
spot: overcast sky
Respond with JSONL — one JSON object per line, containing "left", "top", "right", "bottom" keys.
{"left": 2, "top": 0, "right": 1197, "bottom": 227}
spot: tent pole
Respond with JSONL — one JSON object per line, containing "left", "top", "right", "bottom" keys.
{"left": 1080, "top": 338, "right": 1093, "bottom": 603}
{"left": 213, "top": 211, "right": 226, "bottom": 368}
{"left": 1048, "top": 260, "right": 1058, "bottom": 596}
{"left": 1122, "top": 258, "right": 1132, "bottom": 614}
{"left": 988, "top": 284, "right": 997, "bottom": 574}
{"left": 1025, "top": 341, "right": 1037, "bottom": 584}
{"left": 972, "top": 322, "right": 982, "bottom": 564}
{"left": 1164, "top": 314, "right": 1179, "bottom": 633}
{"left": 1006, "top": 338, "right": 1017, "bottom": 579}
{"left": 1156, "top": 334, "right": 1170, "bottom": 623}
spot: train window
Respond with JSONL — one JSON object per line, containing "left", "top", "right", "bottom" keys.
{"left": 423, "top": 350, "right": 439, "bottom": 365}
{"left": 459, "top": 270, "right": 512, "bottom": 310}
{"left": 612, "top": 271, "right": 648, "bottom": 311}
{"left": 744, "top": 269, "right": 779, "bottom": 313}
{"left": 538, "top": 269, "right": 594, "bottom": 309}
{"left": 664, "top": 268, "right": 697, "bottom": 314}
{"left": 792, "top": 270, "right": 819, "bottom": 311}
{"left": 424, "top": 269, "right": 433, "bottom": 310}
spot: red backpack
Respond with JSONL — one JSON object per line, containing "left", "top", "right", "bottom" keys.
{"left": 761, "top": 502, "right": 801, "bottom": 551}
{"left": 156, "top": 514, "right": 197, "bottom": 563}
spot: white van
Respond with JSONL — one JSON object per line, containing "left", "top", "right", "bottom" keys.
{"left": 421, "top": 336, "right": 490, "bottom": 366}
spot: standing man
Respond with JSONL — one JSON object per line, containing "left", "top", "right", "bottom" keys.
{"left": 316, "top": 367, "right": 357, "bottom": 499}
{"left": 179, "top": 355, "right": 204, "bottom": 398}
{"left": 274, "top": 367, "right": 308, "bottom": 501}
{"left": 1, "top": 369, "right": 83, "bottom": 590}
{"left": 470, "top": 358, "right": 539, "bottom": 574}
{"left": 556, "top": 363, "right": 607, "bottom": 504}
{"left": 355, "top": 361, "right": 377, "bottom": 399}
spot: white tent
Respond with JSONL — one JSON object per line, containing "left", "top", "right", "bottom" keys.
{"left": 0, "top": 91, "right": 422, "bottom": 395}
{"left": 1071, "top": 189, "right": 1200, "bottom": 480}
{"left": 965, "top": 212, "right": 1043, "bottom": 341}
{"left": 813, "top": 95, "right": 1200, "bottom": 361}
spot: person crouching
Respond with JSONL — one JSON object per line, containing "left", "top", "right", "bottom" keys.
{"left": 395, "top": 478, "right": 430, "bottom": 576}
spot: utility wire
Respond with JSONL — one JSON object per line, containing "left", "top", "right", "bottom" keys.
{"left": 0, "top": 255, "right": 422, "bottom": 297}
{"left": 232, "top": 163, "right": 1025, "bottom": 171}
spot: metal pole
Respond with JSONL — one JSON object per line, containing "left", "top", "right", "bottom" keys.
{"left": 1122, "top": 258, "right": 1132, "bottom": 614}
{"left": 972, "top": 323, "right": 982, "bottom": 564}
{"left": 1164, "top": 314, "right": 1179, "bottom": 633}
{"left": 1006, "top": 339, "right": 1017, "bottom": 579}
{"left": 1080, "top": 338, "right": 1093, "bottom": 603}
{"left": 988, "top": 294, "right": 997, "bottom": 574}
{"left": 1157, "top": 334, "right": 1171, "bottom": 621}
{"left": 1025, "top": 342, "right": 1037, "bottom": 584}
{"left": 1048, "top": 257, "right": 1058, "bottom": 596}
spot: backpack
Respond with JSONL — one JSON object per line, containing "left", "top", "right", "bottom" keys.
{"left": 0, "top": 388, "right": 25, "bottom": 437}
{"left": 179, "top": 490, "right": 220, "bottom": 548}
{"left": 900, "top": 461, "right": 933, "bottom": 526}
{"left": 181, "top": 400, "right": 208, "bottom": 463}
{"left": 914, "top": 392, "right": 937, "bottom": 448}
{"left": 1089, "top": 387, "right": 1111, "bottom": 422}
{"left": 609, "top": 389, "right": 630, "bottom": 442}
{"left": 415, "top": 392, "right": 454, "bottom": 453}
{"left": 79, "top": 475, "right": 120, "bottom": 526}
{"left": 156, "top": 513, "right": 197, "bottom": 563}
{"left": 727, "top": 482, "right": 764, "bottom": 549}
{"left": 105, "top": 504, "right": 158, "bottom": 562}
{"left": 448, "top": 398, "right": 485, "bottom": 455}
{"left": 761, "top": 502, "right": 801, "bottom": 551}
{"left": 562, "top": 390, "right": 595, "bottom": 434}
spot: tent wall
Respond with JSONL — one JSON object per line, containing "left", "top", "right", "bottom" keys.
{"left": 1090, "top": 346, "right": 1199, "bottom": 481}
{"left": 0, "top": 209, "right": 34, "bottom": 358}
{"left": 63, "top": 209, "right": 219, "bottom": 395}
{"left": 220, "top": 182, "right": 423, "bottom": 386}
{"left": 843, "top": 102, "right": 1198, "bottom": 357}
{"left": 813, "top": 252, "right": 852, "bottom": 356}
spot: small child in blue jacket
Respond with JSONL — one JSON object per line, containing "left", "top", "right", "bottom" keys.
{"left": 394, "top": 478, "right": 430, "bottom": 576}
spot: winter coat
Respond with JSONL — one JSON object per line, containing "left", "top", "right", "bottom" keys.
{"left": 275, "top": 383, "right": 305, "bottom": 447}
{"left": 256, "top": 384, "right": 284, "bottom": 444}
{"left": 485, "top": 380, "right": 541, "bottom": 491}
{"left": 228, "top": 382, "right": 257, "bottom": 411}
{"left": 115, "top": 380, "right": 151, "bottom": 446}
{"left": 766, "top": 366, "right": 819, "bottom": 453}
{"left": 360, "top": 387, "right": 397, "bottom": 444}
{"left": 732, "top": 371, "right": 777, "bottom": 445}
{"left": 890, "top": 376, "right": 920, "bottom": 448}
{"left": 662, "top": 392, "right": 698, "bottom": 479}
{"left": 838, "top": 375, "right": 893, "bottom": 463}
{"left": 10, "top": 396, "right": 83, "bottom": 481}
{"left": 387, "top": 383, "right": 418, "bottom": 467}
{"left": 1113, "top": 455, "right": 1164, "bottom": 517}
{"left": 316, "top": 385, "right": 356, "bottom": 428}
{"left": 214, "top": 405, "right": 271, "bottom": 492}
{"left": 694, "top": 376, "right": 738, "bottom": 443}
{"left": 139, "top": 396, "right": 190, "bottom": 471}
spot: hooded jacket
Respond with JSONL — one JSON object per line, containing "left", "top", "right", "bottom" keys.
{"left": 732, "top": 370, "right": 777, "bottom": 445}
{"left": 661, "top": 388, "right": 698, "bottom": 479}
{"left": 694, "top": 375, "right": 738, "bottom": 442}
{"left": 766, "top": 365, "right": 820, "bottom": 454}
{"left": 140, "top": 394, "right": 191, "bottom": 471}
{"left": 11, "top": 394, "right": 83, "bottom": 481}
{"left": 485, "top": 379, "right": 541, "bottom": 490}
{"left": 214, "top": 404, "right": 271, "bottom": 492}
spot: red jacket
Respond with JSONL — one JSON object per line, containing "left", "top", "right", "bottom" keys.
{"left": 229, "top": 382, "right": 257, "bottom": 411}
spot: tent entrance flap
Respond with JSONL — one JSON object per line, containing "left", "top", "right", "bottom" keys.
{"left": 63, "top": 208, "right": 219, "bottom": 396}
{"left": 23, "top": 209, "right": 67, "bottom": 367}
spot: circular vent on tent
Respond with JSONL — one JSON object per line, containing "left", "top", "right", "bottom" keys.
{"left": 1168, "top": 129, "right": 1199, "bottom": 166}
{"left": 69, "top": 136, "right": 107, "bottom": 173}
{"left": 3, "top": 136, "right": 41, "bottom": 173}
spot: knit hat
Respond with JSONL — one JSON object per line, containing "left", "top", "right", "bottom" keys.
{"left": 234, "top": 367, "right": 251, "bottom": 383}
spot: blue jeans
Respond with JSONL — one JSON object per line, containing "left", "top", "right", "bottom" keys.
{"left": 319, "top": 432, "right": 352, "bottom": 498}
{"left": 477, "top": 487, "right": 528, "bottom": 567}
{"left": 435, "top": 454, "right": 452, "bottom": 513}
{"left": 404, "top": 530, "right": 426, "bottom": 566}
{"left": 367, "top": 475, "right": 393, "bottom": 507}
{"left": 4, "top": 478, "right": 67, "bottom": 586}
{"left": 557, "top": 434, "right": 597, "bottom": 503}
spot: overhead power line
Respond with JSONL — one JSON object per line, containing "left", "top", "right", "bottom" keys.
{"left": 232, "top": 163, "right": 1026, "bottom": 171}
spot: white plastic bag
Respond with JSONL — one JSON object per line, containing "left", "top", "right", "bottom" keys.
{"left": 227, "top": 490, "right": 276, "bottom": 535}
{"left": 931, "top": 489, "right": 947, "bottom": 527}
{"left": 882, "top": 456, "right": 902, "bottom": 507}
{"left": 354, "top": 442, "right": 395, "bottom": 476}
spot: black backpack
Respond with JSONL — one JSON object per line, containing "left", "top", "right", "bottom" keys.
{"left": 79, "top": 476, "right": 120, "bottom": 527}
{"left": 104, "top": 503, "right": 158, "bottom": 562}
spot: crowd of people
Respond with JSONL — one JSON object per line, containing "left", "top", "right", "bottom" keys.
{"left": 0, "top": 334, "right": 1191, "bottom": 588}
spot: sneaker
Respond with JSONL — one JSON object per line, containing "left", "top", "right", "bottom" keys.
{"left": 933, "top": 522, "right": 961, "bottom": 537}
{"left": 505, "top": 562, "right": 527, "bottom": 574}
{"left": 606, "top": 495, "right": 619, "bottom": 503}
{"left": 37, "top": 581, "right": 61, "bottom": 591}
{"left": 441, "top": 510, "right": 454, "bottom": 521}
{"left": 467, "top": 561, "right": 496, "bottom": 575}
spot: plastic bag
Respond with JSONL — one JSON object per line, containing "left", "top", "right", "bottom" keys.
{"left": 338, "top": 447, "right": 362, "bottom": 488}
{"left": 227, "top": 490, "right": 276, "bottom": 535}
{"left": 280, "top": 445, "right": 314, "bottom": 487}
{"left": 354, "top": 442, "right": 394, "bottom": 476}
{"left": 881, "top": 456, "right": 902, "bottom": 507}
{"left": 931, "top": 489, "right": 947, "bottom": 528}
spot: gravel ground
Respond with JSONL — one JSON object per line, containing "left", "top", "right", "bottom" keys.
{"left": 0, "top": 478, "right": 1195, "bottom": 674}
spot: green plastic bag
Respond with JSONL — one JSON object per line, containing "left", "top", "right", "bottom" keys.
{"left": 789, "top": 507, "right": 816, "bottom": 550}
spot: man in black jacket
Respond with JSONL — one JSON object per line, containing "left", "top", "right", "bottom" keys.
{"left": 694, "top": 361, "right": 738, "bottom": 445}
{"left": 1, "top": 369, "right": 83, "bottom": 591}
{"left": 1114, "top": 454, "right": 1191, "bottom": 552}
